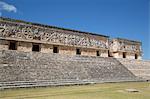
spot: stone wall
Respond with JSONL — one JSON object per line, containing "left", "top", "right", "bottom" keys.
{"left": 40, "top": 44, "right": 53, "bottom": 53}
{"left": 0, "top": 39, "right": 108, "bottom": 57}
{"left": 112, "top": 52, "right": 141, "bottom": 59}
{"left": 17, "top": 42, "right": 32, "bottom": 52}
{"left": 118, "top": 58, "right": 150, "bottom": 80}
{"left": 109, "top": 38, "right": 142, "bottom": 60}
{"left": 0, "top": 50, "right": 139, "bottom": 88}
{"left": 0, "top": 17, "right": 144, "bottom": 60}
{"left": 0, "top": 18, "right": 109, "bottom": 50}
{"left": 0, "top": 40, "right": 9, "bottom": 50}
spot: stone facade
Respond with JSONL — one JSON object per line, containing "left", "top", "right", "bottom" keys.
{"left": 0, "top": 17, "right": 149, "bottom": 89}
{"left": 0, "top": 17, "right": 110, "bottom": 57}
{"left": 109, "top": 38, "right": 142, "bottom": 59}
{"left": 0, "top": 17, "right": 142, "bottom": 59}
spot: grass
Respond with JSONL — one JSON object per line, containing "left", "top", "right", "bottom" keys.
{"left": 0, "top": 82, "right": 150, "bottom": 99}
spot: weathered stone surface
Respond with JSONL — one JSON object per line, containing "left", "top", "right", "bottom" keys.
{"left": 0, "top": 19, "right": 108, "bottom": 49}
{"left": 0, "top": 17, "right": 143, "bottom": 60}
{"left": 0, "top": 17, "right": 147, "bottom": 89}
{"left": 109, "top": 38, "right": 142, "bottom": 59}
{"left": 0, "top": 50, "right": 139, "bottom": 88}
{"left": 118, "top": 58, "right": 150, "bottom": 80}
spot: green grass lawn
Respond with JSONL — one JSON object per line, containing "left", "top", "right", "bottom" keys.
{"left": 0, "top": 82, "right": 150, "bottom": 99}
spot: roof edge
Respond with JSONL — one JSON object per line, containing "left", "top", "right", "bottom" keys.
{"left": 115, "top": 38, "right": 142, "bottom": 44}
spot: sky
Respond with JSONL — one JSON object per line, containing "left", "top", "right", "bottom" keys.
{"left": 0, "top": 0, "right": 150, "bottom": 59}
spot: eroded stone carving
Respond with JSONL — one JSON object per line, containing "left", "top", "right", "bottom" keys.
{"left": 119, "top": 41, "right": 138, "bottom": 51}
{"left": 0, "top": 22, "right": 108, "bottom": 49}
{"left": 109, "top": 39, "right": 140, "bottom": 52}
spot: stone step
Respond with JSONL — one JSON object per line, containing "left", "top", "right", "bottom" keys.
{"left": 118, "top": 58, "right": 150, "bottom": 80}
{"left": 0, "top": 50, "right": 139, "bottom": 88}
{"left": 0, "top": 78, "right": 141, "bottom": 89}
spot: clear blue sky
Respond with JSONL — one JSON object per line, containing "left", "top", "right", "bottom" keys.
{"left": 1, "top": 0, "right": 150, "bottom": 59}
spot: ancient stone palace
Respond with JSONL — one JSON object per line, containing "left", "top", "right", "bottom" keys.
{"left": 0, "top": 17, "right": 142, "bottom": 59}
{"left": 0, "top": 17, "right": 149, "bottom": 89}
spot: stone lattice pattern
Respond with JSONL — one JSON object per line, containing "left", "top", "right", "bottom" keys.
{"left": 0, "top": 21, "right": 107, "bottom": 49}
{"left": 0, "top": 50, "right": 138, "bottom": 88}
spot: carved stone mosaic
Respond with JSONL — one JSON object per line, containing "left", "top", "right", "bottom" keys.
{"left": 119, "top": 41, "right": 140, "bottom": 52}
{"left": 0, "top": 22, "right": 108, "bottom": 49}
{"left": 109, "top": 39, "right": 141, "bottom": 52}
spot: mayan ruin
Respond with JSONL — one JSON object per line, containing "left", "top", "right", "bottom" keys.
{"left": 0, "top": 17, "right": 150, "bottom": 89}
{"left": 0, "top": 17, "right": 142, "bottom": 59}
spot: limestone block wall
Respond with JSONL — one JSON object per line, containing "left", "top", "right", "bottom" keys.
{"left": 0, "top": 50, "right": 138, "bottom": 88}
{"left": 112, "top": 52, "right": 141, "bottom": 60}
{"left": 112, "top": 52, "right": 120, "bottom": 58}
{"left": 109, "top": 38, "right": 142, "bottom": 60}
{"left": 0, "top": 17, "right": 144, "bottom": 60}
{"left": 126, "top": 53, "right": 136, "bottom": 59}
{"left": 118, "top": 52, "right": 124, "bottom": 58}
{"left": 111, "top": 52, "right": 123, "bottom": 58}
{"left": 17, "top": 42, "right": 32, "bottom": 52}
{"left": 0, "top": 40, "right": 9, "bottom": 50}
{"left": 41, "top": 44, "right": 53, "bottom": 53}
{"left": 0, "top": 18, "right": 109, "bottom": 52}
{"left": 81, "top": 49, "right": 96, "bottom": 56}
{"left": 0, "top": 39, "right": 109, "bottom": 57}
{"left": 59, "top": 46, "right": 76, "bottom": 55}
{"left": 118, "top": 58, "right": 150, "bottom": 80}
{"left": 101, "top": 50, "right": 108, "bottom": 57}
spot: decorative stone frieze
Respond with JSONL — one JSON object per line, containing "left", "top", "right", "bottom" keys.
{"left": 0, "top": 21, "right": 108, "bottom": 49}
{"left": 0, "top": 17, "right": 142, "bottom": 59}
{"left": 109, "top": 38, "right": 141, "bottom": 52}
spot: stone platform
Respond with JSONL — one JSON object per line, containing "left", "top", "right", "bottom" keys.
{"left": 118, "top": 58, "right": 150, "bottom": 80}
{"left": 0, "top": 50, "right": 144, "bottom": 89}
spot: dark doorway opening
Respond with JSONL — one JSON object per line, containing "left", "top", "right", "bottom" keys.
{"left": 32, "top": 44, "right": 40, "bottom": 52}
{"left": 53, "top": 46, "right": 59, "bottom": 53}
{"left": 76, "top": 48, "right": 81, "bottom": 55}
{"left": 135, "top": 54, "right": 138, "bottom": 59}
{"left": 96, "top": 51, "right": 100, "bottom": 56}
{"left": 123, "top": 52, "right": 126, "bottom": 58}
{"left": 9, "top": 41, "right": 17, "bottom": 50}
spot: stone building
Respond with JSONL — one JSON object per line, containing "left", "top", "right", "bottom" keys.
{"left": 0, "top": 17, "right": 149, "bottom": 89}
{"left": 109, "top": 38, "right": 142, "bottom": 59}
{"left": 0, "top": 17, "right": 109, "bottom": 57}
{"left": 0, "top": 17, "right": 142, "bottom": 60}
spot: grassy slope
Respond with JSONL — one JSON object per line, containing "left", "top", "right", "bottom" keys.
{"left": 0, "top": 82, "right": 150, "bottom": 99}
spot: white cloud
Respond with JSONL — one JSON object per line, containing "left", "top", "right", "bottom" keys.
{"left": 0, "top": 1, "right": 17, "bottom": 16}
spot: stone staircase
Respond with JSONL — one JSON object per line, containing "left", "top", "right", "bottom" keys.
{"left": 118, "top": 58, "right": 150, "bottom": 80}
{"left": 0, "top": 50, "right": 139, "bottom": 89}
